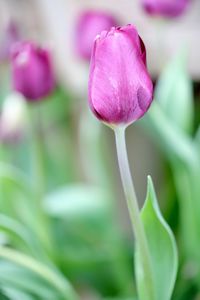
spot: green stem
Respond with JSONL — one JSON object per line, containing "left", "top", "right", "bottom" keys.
{"left": 28, "top": 106, "right": 53, "bottom": 258}
{"left": 114, "top": 126, "right": 154, "bottom": 299}
{"left": 29, "top": 107, "right": 45, "bottom": 198}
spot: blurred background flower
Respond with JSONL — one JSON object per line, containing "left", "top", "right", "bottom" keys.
{"left": 141, "top": 0, "right": 190, "bottom": 18}
{"left": 75, "top": 10, "right": 118, "bottom": 61}
{"left": 11, "top": 41, "right": 55, "bottom": 101}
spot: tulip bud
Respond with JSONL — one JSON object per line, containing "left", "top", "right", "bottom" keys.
{"left": 75, "top": 10, "right": 118, "bottom": 61}
{"left": 141, "top": 0, "right": 189, "bottom": 18}
{"left": 0, "top": 92, "right": 27, "bottom": 143}
{"left": 0, "top": 20, "right": 21, "bottom": 62}
{"left": 11, "top": 42, "right": 55, "bottom": 101}
{"left": 88, "top": 25, "right": 153, "bottom": 126}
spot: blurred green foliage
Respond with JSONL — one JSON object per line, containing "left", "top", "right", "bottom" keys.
{"left": 0, "top": 49, "right": 200, "bottom": 300}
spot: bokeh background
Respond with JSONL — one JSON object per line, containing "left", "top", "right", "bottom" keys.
{"left": 0, "top": 0, "right": 200, "bottom": 300}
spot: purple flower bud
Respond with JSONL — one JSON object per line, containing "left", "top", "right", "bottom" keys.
{"left": 88, "top": 25, "right": 153, "bottom": 126}
{"left": 75, "top": 10, "right": 118, "bottom": 61}
{"left": 141, "top": 0, "right": 190, "bottom": 18}
{"left": 0, "top": 20, "right": 21, "bottom": 62}
{"left": 11, "top": 42, "right": 55, "bottom": 101}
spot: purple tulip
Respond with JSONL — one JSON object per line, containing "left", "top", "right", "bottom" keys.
{"left": 75, "top": 10, "right": 118, "bottom": 61}
{"left": 141, "top": 0, "right": 189, "bottom": 18}
{"left": 88, "top": 25, "right": 153, "bottom": 125}
{"left": 11, "top": 42, "right": 55, "bottom": 101}
{"left": 0, "top": 21, "right": 21, "bottom": 62}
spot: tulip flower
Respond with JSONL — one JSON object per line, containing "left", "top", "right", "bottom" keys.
{"left": 88, "top": 25, "right": 153, "bottom": 126}
{"left": 141, "top": 0, "right": 189, "bottom": 18}
{"left": 88, "top": 24, "right": 157, "bottom": 300}
{"left": 75, "top": 10, "right": 118, "bottom": 61}
{"left": 11, "top": 42, "right": 55, "bottom": 101}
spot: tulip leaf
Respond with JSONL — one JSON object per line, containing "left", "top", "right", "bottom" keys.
{"left": 0, "top": 261, "right": 58, "bottom": 300}
{"left": 155, "top": 51, "right": 194, "bottom": 133}
{"left": 2, "top": 287, "right": 34, "bottom": 300}
{"left": 0, "top": 289, "right": 10, "bottom": 300}
{"left": 145, "top": 101, "right": 196, "bottom": 167}
{"left": 135, "top": 176, "right": 178, "bottom": 300}
{"left": 0, "top": 247, "right": 78, "bottom": 300}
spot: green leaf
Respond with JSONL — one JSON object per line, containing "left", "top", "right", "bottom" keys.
{"left": 0, "top": 288, "right": 10, "bottom": 300}
{"left": 2, "top": 287, "right": 34, "bottom": 300}
{"left": 135, "top": 177, "right": 178, "bottom": 300}
{"left": 155, "top": 51, "right": 194, "bottom": 133}
{"left": 144, "top": 101, "right": 197, "bottom": 167}
{"left": 0, "top": 247, "right": 78, "bottom": 300}
{"left": 0, "top": 214, "right": 47, "bottom": 259}
{"left": 0, "top": 261, "right": 58, "bottom": 300}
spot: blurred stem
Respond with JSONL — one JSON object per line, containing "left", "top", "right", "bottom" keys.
{"left": 29, "top": 106, "right": 45, "bottom": 198}
{"left": 28, "top": 105, "right": 53, "bottom": 259}
{"left": 114, "top": 126, "right": 154, "bottom": 300}
{"left": 79, "top": 104, "right": 109, "bottom": 186}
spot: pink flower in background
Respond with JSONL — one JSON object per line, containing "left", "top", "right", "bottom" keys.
{"left": 0, "top": 21, "right": 21, "bottom": 61}
{"left": 88, "top": 25, "right": 153, "bottom": 125}
{"left": 11, "top": 42, "right": 55, "bottom": 101}
{"left": 141, "top": 0, "right": 190, "bottom": 18}
{"left": 75, "top": 10, "right": 118, "bottom": 61}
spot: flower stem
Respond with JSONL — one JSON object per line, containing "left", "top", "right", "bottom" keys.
{"left": 28, "top": 106, "right": 53, "bottom": 259}
{"left": 114, "top": 125, "right": 154, "bottom": 300}
{"left": 29, "top": 106, "right": 45, "bottom": 198}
